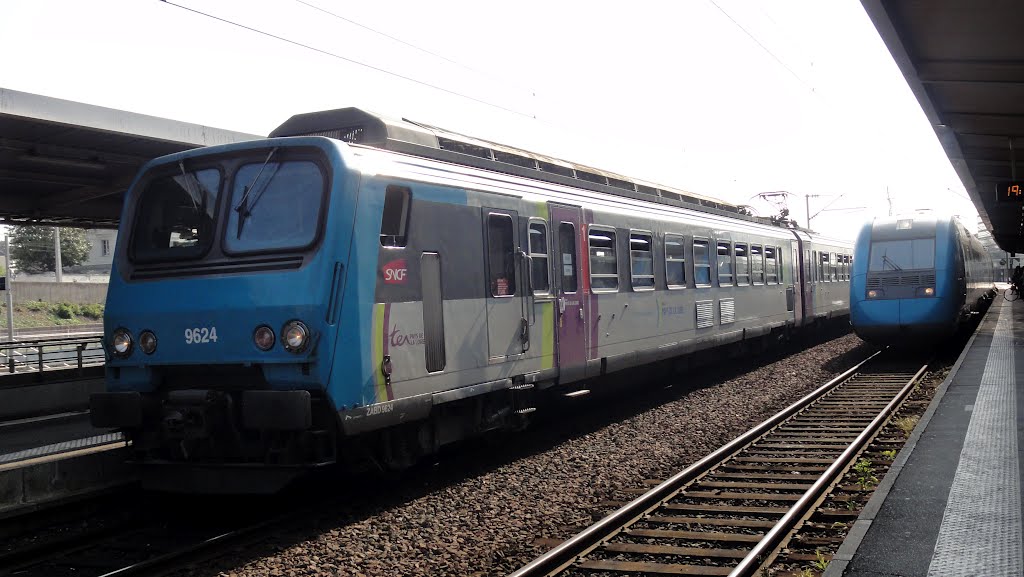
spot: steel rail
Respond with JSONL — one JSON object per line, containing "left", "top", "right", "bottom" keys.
{"left": 506, "top": 349, "right": 883, "bottom": 577}
{"left": 728, "top": 361, "right": 929, "bottom": 576}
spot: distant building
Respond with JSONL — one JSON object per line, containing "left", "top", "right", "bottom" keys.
{"left": 75, "top": 229, "right": 117, "bottom": 274}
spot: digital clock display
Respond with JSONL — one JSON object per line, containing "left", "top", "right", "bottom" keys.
{"left": 997, "top": 181, "right": 1024, "bottom": 203}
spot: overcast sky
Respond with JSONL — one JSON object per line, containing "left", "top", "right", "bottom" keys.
{"left": 0, "top": 0, "right": 979, "bottom": 240}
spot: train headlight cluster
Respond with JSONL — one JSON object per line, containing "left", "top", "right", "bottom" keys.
{"left": 139, "top": 330, "right": 157, "bottom": 355}
{"left": 917, "top": 287, "right": 936, "bottom": 297}
{"left": 867, "top": 289, "right": 882, "bottom": 299}
{"left": 282, "top": 321, "right": 310, "bottom": 353}
{"left": 111, "top": 328, "right": 133, "bottom": 357}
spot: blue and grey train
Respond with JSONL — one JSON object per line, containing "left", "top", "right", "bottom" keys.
{"left": 91, "top": 108, "right": 852, "bottom": 492}
{"left": 849, "top": 215, "right": 994, "bottom": 344}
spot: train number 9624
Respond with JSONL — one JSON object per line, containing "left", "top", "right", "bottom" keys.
{"left": 185, "top": 327, "right": 219, "bottom": 344}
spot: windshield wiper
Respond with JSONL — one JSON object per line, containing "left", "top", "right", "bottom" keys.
{"left": 176, "top": 160, "right": 208, "bottom": 213}
{"left": 882, "top": 253, "right": 903, "bottom": 271}
{"left": 234, "top": 147, "right": 278, "bottom": 239}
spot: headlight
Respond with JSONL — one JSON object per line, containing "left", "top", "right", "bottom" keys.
{"left": 281, "top": 321, "right": 309, "bottom": 353}
{"left": 867, "top": 289, "right": 883, "bottom": 299}
{"left": 111, "top": 328, "right": 133, "bottom": 357}
{"left": 917, "top": 287, "right": 936, "bottom": 297}
{"left": 139, "top": 330, "right": 157, "bottom": 355}
{"left": 253, "top": 325, "right": 275, "bottom": 351}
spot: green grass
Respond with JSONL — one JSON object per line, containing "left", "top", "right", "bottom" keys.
{"left": 0, "top": 300, "right": 104, "bottom": 328}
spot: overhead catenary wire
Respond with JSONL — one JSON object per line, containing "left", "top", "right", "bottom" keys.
{"left": 705, "top": 0, "right": 818, "bottom": 95}
{"left": 157, "top": 0, "right": 537, "bottom": 119}
{"left": 293, "top": 0, "right": 537, "bottom": 98}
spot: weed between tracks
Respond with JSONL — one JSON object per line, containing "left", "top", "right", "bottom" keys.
{"left": 766, "top": 353, "right": 960, "bottom": 577}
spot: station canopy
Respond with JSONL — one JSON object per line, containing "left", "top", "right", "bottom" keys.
{"left": 862, "top": 1, "right": 1024, "bottom": 252}
{"left": 0, "top": 88, "right": 259, "bottom": 228}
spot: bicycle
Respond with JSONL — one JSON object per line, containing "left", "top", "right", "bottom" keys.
{"left": 1004, "top": 283, "right": 1021, "bottom": 302}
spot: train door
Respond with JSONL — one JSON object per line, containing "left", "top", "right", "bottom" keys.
{"left": 549, "top": 203, "right": 588, "bottom": 383}
{"left": 788, "top": 242, "right": 803, "bottom": 326}
{"left": 791, "top": 230, "right": 813, "bottom": 326}
{"left": 484, "top": 209, "right": 528, "bottom": 361}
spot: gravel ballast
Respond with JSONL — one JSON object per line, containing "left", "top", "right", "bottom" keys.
{"left": 187, "top": 332, "right": 873, "bottom": 577}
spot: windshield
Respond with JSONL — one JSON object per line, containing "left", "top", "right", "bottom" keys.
{"left": 868, "top": 239, "right": 935, "bottom": 271}
{"left": 225, "top": 160, "right": 324, "bottom": 253}
{"left": 131, "top": 167, "right": 221, "bottom": 261}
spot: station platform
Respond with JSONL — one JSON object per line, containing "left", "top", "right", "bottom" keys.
{"left": 826, "top": 293, "right": 1023, "bottom": 577}
{"left": 0, "top": 409, "right": 130, "bottom": 518}
{"left": 0, "top": 411, "right": 121, "bottom": 461}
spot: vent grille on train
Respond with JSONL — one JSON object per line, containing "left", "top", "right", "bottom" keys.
{"left": 866, "top": 273, "right": 937, "bottom": 289}
{"left": 301, "top": 126, "right": 365, "bottom": 143}
{"left": 696, "top": 300, "right": 714, "bottom": 329}
{"left": 719, "top": 298, "right": 735, "bottom": 325}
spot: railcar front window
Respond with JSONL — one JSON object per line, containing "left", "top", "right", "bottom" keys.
{"left": 131, "top": 167, "right": 221, "bottom": 261}
{"left": 225, "top": 160, "right": 324, "bottom": 253}
{"left": 868, "top": 239, "right": 935, "bottom": 271}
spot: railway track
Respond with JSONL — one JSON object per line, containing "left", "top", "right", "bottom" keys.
{"left": 0, "top": 494, "right": 288, "bottom": 577}
{"left": 510, "top": 350, "right": 928, "bottom": 577}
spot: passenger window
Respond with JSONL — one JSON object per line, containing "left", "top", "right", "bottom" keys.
{"left": 805, "top": 250, "right": 812, "bottom": 283}
{"left": 765, "top": 246, "right": 778, "bottom": 284}
{"left": 693, "top": 238, "right": 712, "bottom": 287}
{"left": 487, "top": 214, "right": 516, "bottom": 297}
{"left": 666, "top": 234, "right": 686, "bottom": 289}
{"left": 718, "top": 241, "right": 734, "bottom": 286}
{"left": 589, "top": 227, "right": 618, "bottom": 291}
{"left": 380, "top": 185, "right": 411, "bottom": 247}
{"left": 751, "top": 245, "right": 764, "bottom": 284}
{"left": 831, "top": 253, "right": 838, "bottom": 281}
{"left": 559, "top": 222, "right": 577, "bottom": 293}
{"left": 819, "top": 251, "right": 830, "bottom": 282}
{"left": 529, "top": 221, "right": 550, "bottom": 294}
{"left": 774, "top": 245, "right": 782, "bottom": 284}
{"left": 735, "top": 243, "right": 750, "bottom": 285}
{"left": 630, "top": 232, "right": 655, "bottom": 290}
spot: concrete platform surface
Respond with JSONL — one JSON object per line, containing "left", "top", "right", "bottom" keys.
{"left": 826, "top": 294, "right": 1023, "bottom": 577}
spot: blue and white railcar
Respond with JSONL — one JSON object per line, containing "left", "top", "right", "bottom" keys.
{"left": 91, "top": 108, "right": 852, "bottom": 492}
{"left": 850, "top": 215, "right": 994, "bottom": 344}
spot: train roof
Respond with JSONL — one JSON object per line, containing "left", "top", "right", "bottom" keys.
{"left": 270, "top": 107, "right": 780, "bottom": 228}
{"left": 866, "top": 214, "right": 959, "bottom": 241}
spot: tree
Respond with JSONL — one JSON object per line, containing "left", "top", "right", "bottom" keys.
{"left": 9, "top": 226, "right": 92, "bottom": 274}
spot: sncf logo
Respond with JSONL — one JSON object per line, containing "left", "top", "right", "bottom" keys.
{"left": 382, "top": 259, "right": 408, "bottom": 284}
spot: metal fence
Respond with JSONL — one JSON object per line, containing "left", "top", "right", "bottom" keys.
{"left": 0, "top": 333, "right": 105, "bottom": 374}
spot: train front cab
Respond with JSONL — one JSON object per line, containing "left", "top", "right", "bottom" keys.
{"left": 90, "top": 138, "right": 354, "bottom": 493}
{"left": 850, "top": 217, "right": 959, "bottom": 344}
